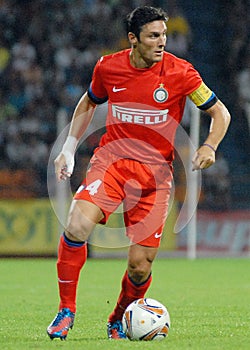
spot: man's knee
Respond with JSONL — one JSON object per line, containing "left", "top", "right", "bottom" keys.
{"left": 65, "top": 209, "right": 94, "bottom": 242}
{"left": 65, "top": 200, "right": 103, "bottom": 241}
{"left": 127, "top": 244, "right": 157, "bottom": 283}
{"left": 65, "top": 220, "right": 91, "bottom": 242}
{"left": 127, "top": 258, "right": 152, "bottom": 284}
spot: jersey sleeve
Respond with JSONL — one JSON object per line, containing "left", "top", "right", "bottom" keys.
{"left": 87, "top": 58, "right": 108, "bottom": 104}
{"left": 185, "top": 64, "right": 218, "bottom": 110}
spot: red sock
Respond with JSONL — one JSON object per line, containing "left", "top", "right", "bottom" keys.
{"left": 108, "top": 270, "right": 152, "bottom": 322}
{"left": 57, "top": 234, "right": 87, "bottom": 313}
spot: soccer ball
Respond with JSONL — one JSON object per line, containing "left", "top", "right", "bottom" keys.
{"left": 122, "top": 298, "right": 170, "bottom": 341}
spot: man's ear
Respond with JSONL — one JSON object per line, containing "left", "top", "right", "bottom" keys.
{"left": 128, "top": 32, "right": 138, "bottom": 47}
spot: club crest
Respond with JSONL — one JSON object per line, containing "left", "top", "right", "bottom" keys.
{"left": 153, "top": 84, "right": 168, "bottom": 103}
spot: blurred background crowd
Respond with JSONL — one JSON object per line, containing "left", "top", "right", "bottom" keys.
{"left": 0, "top": 0, "right": 249, "bottom": 210}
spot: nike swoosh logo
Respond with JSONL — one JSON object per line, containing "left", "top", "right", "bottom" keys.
{"left": 58, "top": 279, "right": 74, "bottom": 283}
{"left": 154, "top": 232, "right": 162, "bottom": 239}
{"left": 113, "top": 86, "right": 127, "bottom": 92}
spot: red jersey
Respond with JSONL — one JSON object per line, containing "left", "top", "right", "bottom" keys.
{"left": 88, "top": 49, "right": 206, "bottom": 164}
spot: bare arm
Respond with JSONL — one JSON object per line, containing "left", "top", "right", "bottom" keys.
{"left": 54, "top": 92, "right": 96, "bottom": 181}
{"left": 192, "top": 99, "right": 231, "bottom": 170}
{"left": 67, "top": 92, "right": 97, "bottom": 139}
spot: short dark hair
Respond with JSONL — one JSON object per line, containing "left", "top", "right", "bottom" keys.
{"left": 126, "top": 6, "right": 168, "bottom": 39}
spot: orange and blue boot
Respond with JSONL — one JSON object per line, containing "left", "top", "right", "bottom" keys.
{"left": 107, "top": 320, "right": 126, "bottom": 340}
{"left": 47, "top": 308, "right": 75, "bottom": 340}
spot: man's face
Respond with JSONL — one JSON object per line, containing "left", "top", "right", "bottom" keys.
{"left": 132, "top": 20, "right": 167, "bottom": 67}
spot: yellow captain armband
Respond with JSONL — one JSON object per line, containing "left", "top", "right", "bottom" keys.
{"left": 188, "top": 82, "right": 218, "bottom": 110}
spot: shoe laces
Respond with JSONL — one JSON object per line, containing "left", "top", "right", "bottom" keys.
{"left": 52, "top": 308, "right": 73, "bottom": 327}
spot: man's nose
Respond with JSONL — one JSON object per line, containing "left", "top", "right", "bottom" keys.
{"left": 158, "top": 35, "right": 166, "bottom": 46}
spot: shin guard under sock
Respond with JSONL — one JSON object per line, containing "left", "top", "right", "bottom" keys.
{"left": 108, "top": 270, "right": 152, "bottom": 322}
{"left": 57, "top": 233, "right": 87, "bottom": 313}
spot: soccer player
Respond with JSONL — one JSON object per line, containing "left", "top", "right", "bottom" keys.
{"left": 47, "top": 6, "right": 230, "bottom": 340}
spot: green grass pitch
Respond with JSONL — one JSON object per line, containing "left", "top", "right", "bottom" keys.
{"left": 0, "top": 257, "right": 249, "bottom": 350}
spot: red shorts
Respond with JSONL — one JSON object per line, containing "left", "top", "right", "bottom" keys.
{"left": 74, "top": 147, "right": 173, "bottom": 247}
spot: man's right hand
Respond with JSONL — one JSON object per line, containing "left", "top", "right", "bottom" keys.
{"left": 54, "top": 151, "right": 75, "bottom": 181}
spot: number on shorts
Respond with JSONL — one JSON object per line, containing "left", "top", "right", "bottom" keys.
{"left": 86, "top": 179, "right": 102, "bottom": 195}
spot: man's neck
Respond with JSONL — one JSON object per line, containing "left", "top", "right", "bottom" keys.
{"left": 129, "top": 50, "right": 156, "bottom": 69}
